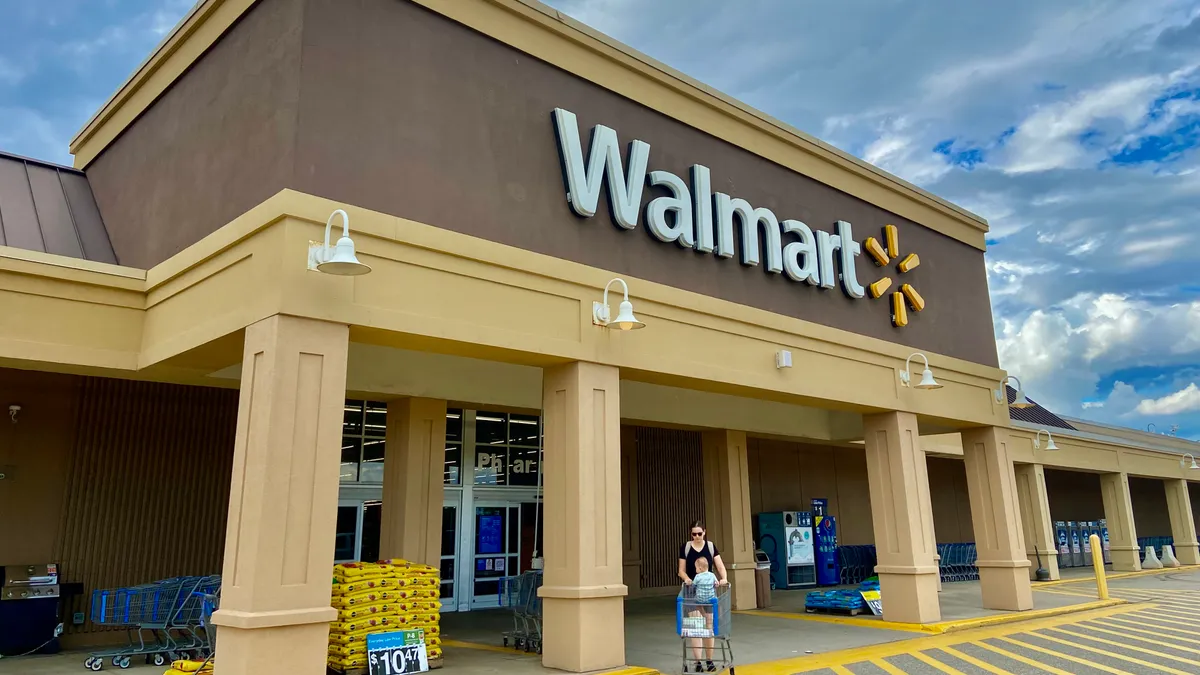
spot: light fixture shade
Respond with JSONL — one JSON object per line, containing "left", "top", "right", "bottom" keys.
{"left": 916, "top": 368, "right": 942, "bottom": 389}
{"left": 1191, "top": 456, "right": 1200, "bottom": 470}
{"left": 1044, "top": 436, "right": 1059, "bottom": 451}
{"left": 613, "top": 300, "right": 645, "bottom": 330}
{"left": 317, "top": 236, "right": 372, "bottom": 276}
{"left": 1010, "top": 390, "right": 1034, "bottom": 409}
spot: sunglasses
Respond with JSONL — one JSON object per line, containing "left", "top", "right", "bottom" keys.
{"left": 691, "top": 531, "right": 704, "bottom": 537}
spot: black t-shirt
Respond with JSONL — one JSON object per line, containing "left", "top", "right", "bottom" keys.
{"left": 680, "top": 540, "right": 719, "bottom": 580}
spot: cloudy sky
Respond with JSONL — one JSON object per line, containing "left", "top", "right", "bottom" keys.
{"left": 4, "top": 1, "right": 1200, "bottom": 439}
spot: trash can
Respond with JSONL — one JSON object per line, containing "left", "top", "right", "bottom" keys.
{"left": 754, "top": 549, "right": 772, "bottom": 609}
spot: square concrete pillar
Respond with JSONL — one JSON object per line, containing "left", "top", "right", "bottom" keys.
{"left": 1165, "top": 479, "right": 1200, "bottom": 565}
{"left": 863, "top": 412, "right": 940, "bottom": 624}
{"left": 540, "top": 362, "right": 627, "bottom": 672}
{"left": 961, "top": 427, "right": 1033, "bottom": 611}
{"left": 380, "top": 398, "right": 447, "bottom": 568}
{"left": 1101, "top": 472, "right": 1141, "bottom": 571}
{"left": 1014, "top": 463, "right": 1059, "bottom": 580}
{"left": 702, "top": 430, "right": 757, "bottom": 610}
{"left": 212, "top": 315, "right": 349, "bottom": 675}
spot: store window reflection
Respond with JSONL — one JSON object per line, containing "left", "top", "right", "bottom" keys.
{"left": 341, "top": 400, "right": 465, "bottom": 485}
{"left": 473, "top": 412, "right": 542, "bottom": 486}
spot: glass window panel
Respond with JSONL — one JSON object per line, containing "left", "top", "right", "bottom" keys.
{"left": 475, "top": 412, "right": 507, "bottom": 446}
{"left": 342, "top": 401, "right": 364, "bottom": 436}
{"left": 442, "top": 506, "right": 457, "bottom": 556}
{"left": 360, "top": 502, "right": 382, "bottom": 563}
{"left": 508, "top": 507, "right": 520, "bottom": 552}
{"left": 439, "top": 557, "right": 455, "bottom": 583}
{"left": 444, "top": 444, "right": 461, "bottom": 485}
{"left": 474, "top": 579, "right": 500, "bottom": 597}
{"left": 509, "top": 414, "right": 540, "bottom": 445}
{"left": 340, "top": 437, "right": 362, "bottom": 483}
{"left": 359, "top": 438, "right": 386, "bottom": 483}
{"left": 334, "top": 506, "right": 358, "bottom": 561}
{"left": 446, "top": 409, "right": 464, "bottom": 443}
{"left": 473, "top": 446, "right": 506, "bottom": 485}
{"left": 507, "top": 446, "right": 539, "bottom": 487}
{"left": 364, "top": 402, "right": 388, "bottom": 437}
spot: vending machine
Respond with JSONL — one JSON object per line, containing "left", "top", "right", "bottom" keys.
{"left": 1081, "top": 522, "right": 1093, "bottom": 566}
{"left": 1098, "top": 519, "right": 1111, "bottom": 564}
{"left": 753, "top": 511, "right": 816, "bottom": 589}
{"left": 1068, "top": 522, "right": 1084, "bottom": 567}
{"left": 1055, "top": 521, "right": 1071, "bottom": 568}
{"left": 812, "top": 498, "right": 839, "bottom": 586}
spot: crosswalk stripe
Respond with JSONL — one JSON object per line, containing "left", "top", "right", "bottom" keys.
{"left": 1122, "top": 609, "right": 1199, "bottom": 626}
{"left": 973, "top": 639, "right": 1073, "bottom": 674}
{"left": 939, "top": 645, "right": 1012, "bottom": 675}
{"left": 1042, "top": 626, "right": 1199, "bottom": 670}
{"left": 829, "top": 665, "right": 855, "bottom": 675}
{"left": 1075, "top": 620, "right": 1200, "bottom": 654}
{"left": 995, "top": 636, "right": 1135, "bottom": 675}
{"left": 1022, "top": 630, "right": 1192, "bottom": 675}
{"left": 1092, "top": 617, "right": 1200, "bottom": 646}
{"left": 910, "top": 650, "right": 965, "bottom": 674}
{"left": 871, "top": 658, "right": 908, "bottom": 675}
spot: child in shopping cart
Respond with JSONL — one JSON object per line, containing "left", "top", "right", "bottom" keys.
{"left": 688, "top": 558, "right": 719, "bottom": 672}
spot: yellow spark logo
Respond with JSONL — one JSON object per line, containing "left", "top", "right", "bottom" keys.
{"left": 864, "top": 224, "right": 924, "bottom": 328}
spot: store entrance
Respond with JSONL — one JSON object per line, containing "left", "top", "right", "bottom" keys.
{"left": 468, "top": 500, "right": 542, "bottom": 609}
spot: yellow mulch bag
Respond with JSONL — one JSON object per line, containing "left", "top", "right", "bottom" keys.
{"left": 428, "top": 647, "right": 443, "bottom": 660}
{"left": 336, "top": 603, "right": 400, "bottom": 621}
{"left": 328, "top": 631, "right": 367, "bottom": 646}
{"left": 415, "top": 623, "right": 440, "bottom": 636}
{"left": 328, "top": 642, "right": 368, "bottom": 658}
{"left": 168, "top": 660, "right": 213, "bottom": 673}
{"left": 331, "top": 588, "right": 399, "bottom": 607}
{"left": 425, "top": 636, "right": 442, "bottom": 648}
{"left": 408, "top": 612, "right": 439, "bottom": 625}
{"left": 328, "top": 654, "right": 367, "bottom": 669}
{"left": 331, "top": 615, "right": 401, "bottom": 633}
{"left": 333, "top": 577, "right": 396, "bottom": 595}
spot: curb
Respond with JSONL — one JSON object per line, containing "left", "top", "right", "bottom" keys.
{"left": 1031, "top": 565, "right": 1197, "bottom": 587}
{"left": 736, "top": 598, "right": 1127, "bottom": 634}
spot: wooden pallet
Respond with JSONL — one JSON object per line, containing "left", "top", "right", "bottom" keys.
{"left": 804, "top": 605, "right": 864, "bottom": 617}
{"left": 329, "top": 656, "right": 444, "bottom": 674}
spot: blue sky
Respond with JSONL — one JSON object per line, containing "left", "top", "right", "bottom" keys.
{"left": 5, "top": 1, "right": 1200, "bottom": 440}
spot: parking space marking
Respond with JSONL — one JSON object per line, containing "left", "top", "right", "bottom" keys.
{"left": 972, "top": 640, "right": 1072, "bottom": 674}
{"left": 1023, "top": 630, "right": 1191, "bottom": 675}
{"left": 907, "top": 650, "right": 964, "bottom": 674}
{"left": 992, "top": 636, "right": 1129, "bottom": 675}
{"left": 936, "top": 646, "right": 1009, "bottom": 675}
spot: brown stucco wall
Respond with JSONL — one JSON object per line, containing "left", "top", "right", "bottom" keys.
{"left": 0, "top": 368, "right": 237, "bottom": 643}
{"left": 83, "top": 0, "right": 305, "bottom": 269}
{"left": 747, "top": 439, "right": 875, "bottom": 545}
{"left": 1128, "top": 476, "right": 1172, "bottom": 538}
{"left": 1044, "top": 469, "right": 1105, "bottom": 523}
{"left": 927, "top": 457, "right": 975, "bottom": 544}
{"left": 83, "top": 0, "right": 997, "bottom": 366}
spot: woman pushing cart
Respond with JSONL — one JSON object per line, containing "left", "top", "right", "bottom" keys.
{"left": 676, "top": 576, "right": 734, "bottom": 675}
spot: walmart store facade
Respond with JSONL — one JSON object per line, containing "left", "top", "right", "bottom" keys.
{"left": 0, "top": 0, "right": 1199, "bottom": 673}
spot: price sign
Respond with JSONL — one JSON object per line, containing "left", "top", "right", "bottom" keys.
{"left": 367, "top": 629, "right": 429, "bottom": 675}
{"left": 859, "top": 589, "right": 882, "bottom": 616}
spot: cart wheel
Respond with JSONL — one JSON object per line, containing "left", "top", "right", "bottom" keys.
{"left": 523, "top": 641, "right": 531, "bottom": 653}
{"left": 89, "top": 659, "right": 102, "bottom": 672}
{"left": 536, "top": 643, "right": 542, "bottom": 655}
{"left": 503, "top": 637, "right": 508, "bottom": 647}
{"left": 153, "top": 653, "right": 166, "bottom": 667}
{"left": 84, "top": 657, "right": 95, "bottom": 668}
{"left": 118, "top": 656, "right": 131, "bottom": 669}
{"left": 111, "top": 657, "right": 121, "bottom": 667}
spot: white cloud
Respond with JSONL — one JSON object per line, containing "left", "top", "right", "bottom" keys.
{"left": 1136, "top": 383, "right": 1200, "bottom": 415}
{"left": 0, "top": 56, "right": 25, "bottom": 86}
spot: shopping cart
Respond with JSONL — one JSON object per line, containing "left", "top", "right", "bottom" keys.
{"left": 83, "top": 575, "right": 220, "bottom": 671}
{"left": 500, "top": 570, "right": 543, "bottom": 653}
{"left": 192, "top": 586, "right": 220, "bottom": 670}
{"left": 676, "top": 584, "right": 734, "bottom": 675}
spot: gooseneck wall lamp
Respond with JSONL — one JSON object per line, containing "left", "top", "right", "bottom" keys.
{"left": 593, "top": 278, "right": 645, "bottom": 330}
{"left": 1034, "top": 429, "right": 1059, "bottom": 451}
{"left": 899, "top": 353, "right": 942, "bottom": 390}
{"left": 307, "top": 209, "right": 372, "bottom": 276}
{"left": 995, "top": 375, "right": 1033, "bottom": 408}
{"left": 1182, "top": 453, "right": 1199, "bottom": 470}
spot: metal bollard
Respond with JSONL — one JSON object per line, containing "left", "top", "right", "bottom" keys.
{"left": 1090, "top": 534, "right": 1108, "bottom": 600}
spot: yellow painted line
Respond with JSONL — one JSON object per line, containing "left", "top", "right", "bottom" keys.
{"left": 1072, "top": 621, "right": 1200, "bottom": 655}
{"left": 737, "top": 598, "right": 1125, "bottom": 634}
{"left": 1126, "top": 606, "right": 1199, "bottom": 623}
{"left": 973, "top": 639, "right": 1073, "bottom": 675}
{"left": 1032, "top": 586, "right": 1097, "bottom": 597}
{"left": 995, "top": 636, "right": 1134, "bottom": 675}
{"left": 910, "top": 650, "right": 965, "bottom": 674}
{"left": 1027, "top": 631, "right": 1192, "bottom": 675}
{"left": 1032, "top": 566, "right": 1192, "bottom": 587}
{"left": 939, "top": 645, "right": 1008, "bottom": 675}
{"left": 1044, "top": 625, "right": 1200, "bottom": 669}
{"left": 441, "top": 639, "right": 536, "bottom": 656}
{"left": 870, "top": 657, "right": 907, "bottom": 675}
{"left": 1093, "top": 617, "right": 1200, "bottom": 646}
{"left": 830, "top": 666, "right": 854, "bottom": 675}
{"left": 733, "top": 602, "right": 1145, "bottom": 675}
{"left": 604, "top": 668, "right": 660, "bottom": 675}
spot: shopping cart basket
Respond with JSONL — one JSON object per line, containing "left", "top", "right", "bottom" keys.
{"left": 676, "top": 584, "right": 734, "bottom": 675}
{"left": 500, "top": 570, "right": 543, "bottom": 653}
{"left": 83, "top": 575, "right": 220, "bottom": 671}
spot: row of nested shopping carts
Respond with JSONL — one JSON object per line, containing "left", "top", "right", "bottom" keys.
{"left": 499, "top": 570, "right": 543, "bottom": 654}
{"left": 83, "top": 574, "right": 220, "bottom": 671}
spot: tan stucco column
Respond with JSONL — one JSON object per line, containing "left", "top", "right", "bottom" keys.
{"left": 1014, "top": 463, "right": 1059, "bottom": 580}
{"left": 540, "top": 362, "right": 626, "bottom": 672}
{"left": 1101, "top": 472, "right": 1141, "bottom": 571}
{"left": 380, "top": 398, "right": 448, "bottom": 567}
{"left": 1165, "top": 479, "right": 1200, "bottom": 565}
{"left": 702, "top": 429, "right": 757, "bottom": 610}
{"left": 212, "top": 315, "right": 349, "bottom": 675}
{"left": 863, "top": 412, "right": 940, "bottom": 624}
{"left": 961, "top": 427, "right": 1033, "bottom": 610}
